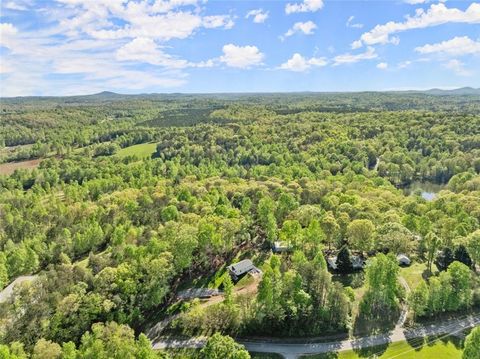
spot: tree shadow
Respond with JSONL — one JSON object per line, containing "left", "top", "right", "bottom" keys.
{"left": 352, "top": 308, "right": 399, "bottom": 337}
{"left": 404, "top": 335, "right": 425, "bottom": 352}
{"left": 352, "top": 342, "right": 389, "bottom": 358}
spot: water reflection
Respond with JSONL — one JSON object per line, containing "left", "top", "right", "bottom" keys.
{"left": 403, "top": 181, "right": 446, "bottom": 201}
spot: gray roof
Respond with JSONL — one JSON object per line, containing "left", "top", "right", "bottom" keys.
{"left": 397, "top": 254, "right": 411, "bottom": 263}
{"left": 228, "top": 259, "right": 254, "bottom": 276}
{"left": 327, "top": 255, "right": 365, "bottom": 270}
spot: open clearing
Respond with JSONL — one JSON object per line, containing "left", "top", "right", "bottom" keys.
{"left": 0, "top": 159, "right": 42, "bottom": 176}
{"left": 116, "top": 143, "right": 157, "bottom": 158}
{"left": 300, "top": 336, "right": 463, "bottom": 359}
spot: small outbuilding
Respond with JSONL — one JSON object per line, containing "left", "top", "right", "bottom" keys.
{"left": 227, "top": 259, "right": 257, "bottom": 282}
{"left": 273, "top": 241, "right": 292, "bottom": 253}
{"left": 397, "top": 254, "right": 411, "bottom": 266}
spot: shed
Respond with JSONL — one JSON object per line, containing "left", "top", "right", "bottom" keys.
{"left": 397, "top": 254, "right": 411, "bottom": 266}
{"left": 273, "top": 241, "right": 292, "bottom": 253}
{"left": 227, "top": 259, "right": 255, "bottom": 281}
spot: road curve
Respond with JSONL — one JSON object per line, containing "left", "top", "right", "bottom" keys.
{"left": 152, "top": 313, "right": 480, "bottom": 359}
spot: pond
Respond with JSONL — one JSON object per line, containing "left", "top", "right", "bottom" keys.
{"left": 403, "top": 181, "right": 446, "bottom": 201}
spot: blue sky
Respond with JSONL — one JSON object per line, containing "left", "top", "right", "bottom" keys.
{"left": 0, "top": 0, "right": 479, "bottom": 96}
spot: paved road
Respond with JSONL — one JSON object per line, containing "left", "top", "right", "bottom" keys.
{"left": 152, "top": 313, "right": 480, "bottom": 359}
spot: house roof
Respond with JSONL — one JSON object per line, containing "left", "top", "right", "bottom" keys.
{"left": 228, "top": 259, "right": 254, "bottom": 276}
{"left": 397, "top": 254, "right": 411, "bottom": 263}
{"left": 327, "top": 255, "right": 365, "bottom": 270}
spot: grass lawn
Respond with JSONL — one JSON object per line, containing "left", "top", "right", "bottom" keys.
{"left": 301, "top": 336, "right": 463, "bottom": 359}
{"left": 399, "top": 261, "right": 435, "bottom": 291}
{"left": 116, "top": 143, "right": 157, "bottom": 159}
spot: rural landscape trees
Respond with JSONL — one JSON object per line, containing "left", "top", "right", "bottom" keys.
{"left": 0, "top": 92, "right": 479, "bottom": 357}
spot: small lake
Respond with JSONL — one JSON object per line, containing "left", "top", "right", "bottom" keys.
{"left": 403, "top": 181, "right": 446, "bottom": 201}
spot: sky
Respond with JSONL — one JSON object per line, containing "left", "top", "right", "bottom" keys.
{"left": 0, "top": 0, "right": 479, "bottom": 96}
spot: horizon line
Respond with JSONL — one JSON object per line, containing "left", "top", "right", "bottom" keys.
{"left": 1, "top": 86, "right": 479, "bottom": 99}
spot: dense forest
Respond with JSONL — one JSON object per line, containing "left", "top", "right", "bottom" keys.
{"left": 0, "top": 92, "right": 479, "bottom": 358}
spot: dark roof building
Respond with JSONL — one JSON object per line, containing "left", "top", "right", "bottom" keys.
{"left": 227, "top": 259, "right": 256, "bottom": 281}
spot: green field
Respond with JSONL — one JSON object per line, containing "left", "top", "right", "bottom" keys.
{"left": 399, "top": 262, "right": 438, "bottom": 291}
{"left": 301, "top": 336, "right": 463, "bottom": 359}
{"left": 116, "top": 142, "right": 157, "bottom": 158}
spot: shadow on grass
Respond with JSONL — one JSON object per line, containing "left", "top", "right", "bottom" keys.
{"left": 352, "top": 342, "right": 389, "bottom": 358}
{"left": 404, "top": 335, "right": 426, "bottom": 352}
{"left": 298, "top": 353, "right": 338, "bottom": 359}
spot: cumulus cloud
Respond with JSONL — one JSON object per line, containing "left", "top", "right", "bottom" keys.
{"left": 246, "top": 9, "right": 269, "bottom": 23}
{"left": 284, "top": 21, "right": 317, "bottom": 38}
{"left": 116, "top": 37, "right": 189, "bottom": 68}
{"left": 403, "top": 0, "right": 448, "bottom": 4}
{"left": 219, "top": 44, "right": 264, "bottom": 68}
{"left": 333, "top": 47, "right": 377, "bottom": 65}
{"left": 3, "top": 1, "right": 30, "bottom": 11}
{"left": 203, "top": 15, "right": 234, "bottom": 29}
{"left": 285, "top": 0, "right": 324, "bottom": 15}
{"left": 376, "top": 62, "right": 388, "bottom": 69}
{"left": 352, "top": 3, "right": 480, "bottom": 48}
{"left": 279, "top": 53, "right": 327, "bottom": 72}
{"left": 0, "top": 0, "right": 235, "bottom": 95}
{"left": 443, "top": 59, "right": 471, "bottom": 76}
{"left": 56, "top": 1, "right": 234, "bottom": 42}
{"left": 346, "top": 16, "right": 363, "bottom": 29}
{"left": 404, "top": 0, "right": 428, "bottom": 4}
{"left": 0, "top": 23, "right": 18, "bottom": 48}
{"left": 415, "top": 36, "right": 480, "bottom": 56}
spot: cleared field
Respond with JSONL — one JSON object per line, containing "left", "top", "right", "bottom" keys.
{"left": 400, "top": 262, "right": 436, "bottom": 291}
{"left": 116, "top": 143, "right": 157, "bottom": 158}
{"left": 301, "top": 336, "right": 463, "bottom": 359}
{"left": 0, "top": 158, "right": 42, "bottom": 176}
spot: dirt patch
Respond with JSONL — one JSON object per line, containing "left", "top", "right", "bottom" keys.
{"left": 0, "top": 159, "right": 42, "bottom": 176}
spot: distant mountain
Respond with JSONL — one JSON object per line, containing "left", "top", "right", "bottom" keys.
{"left": 422, "top": 87, "right": 480, "bottom": 96}
{"left": 92, "top": 91, "right": 122, "bottom": 97}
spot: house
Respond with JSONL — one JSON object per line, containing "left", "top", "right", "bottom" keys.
{"left": 227, "top": 259, "right": 257, "bottom": 281}
{"left": 397, "top": 254, "right": 411, "bottom": 266}
{"left": 327, "top": 255, "right": 366, "bottom": 271}
{"left": 352, "top": 255, "right": 366, "bottom": 269}
{"left": 273, "top": 241, "right": 292, "bottom": 253}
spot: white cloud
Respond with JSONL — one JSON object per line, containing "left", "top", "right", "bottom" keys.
{"left": 219, "top": 44, "right": 264, "bottom": 68}
{"left": 333, "top": 47, "right": 377, "bottom": 65}
{"left": 353, "top": 3, "right": 480, "bottom": 48}
{"left": 3, "top": 1, "right": 30, "bottom": 11}
{"left": 0, "top": 23, "right": 18, "bottom": 48}
{"left": 404, "top": 0, "right": 428, "bottom": 4}
{"left": 279, "top": 53, "right": 327, "bottom": 72}
{"left": 55, "top": 1, "right": 234, "bottom": 42}
{"left": 403, "top": 0, "right": 448, "bottom": 4}
{"left": 415, "top": 36, "right": 480, "bottom": 56}
{"left": 376, "top": 62, "right": 388, "bottom": 69}
{"left": 285, "top": 0, "right": 324, "bottom": 15}
{"left": 203, "top": 15, "right": 234, "bottom": 29}
{"left": 346, "top": 16, "right": 363, "bottom": 29}
{"left": 398, "top": 60, "right": 413, "bottom": 69}
{"left": 284, "top": 21, "right": 317, "bottom": 38}
{"left": 443, "top": 59, "right": 471, "bottom": 76}
{"left": 246, "top": 9, "right": 269, "bottom": 24}
{"left": 116, "top": 37, "right": 189, "bottom": 68}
